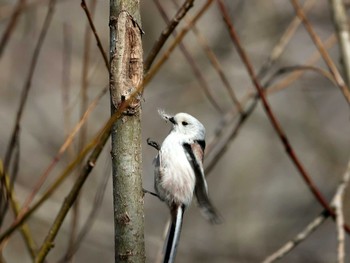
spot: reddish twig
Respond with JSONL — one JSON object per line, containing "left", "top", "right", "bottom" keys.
{"left": 217, "top": 0, "right": 350, "bottom": 233}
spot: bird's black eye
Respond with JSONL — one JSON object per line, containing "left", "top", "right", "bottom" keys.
{"left": 182, "top": 121, "right": 188, "bottom": 126}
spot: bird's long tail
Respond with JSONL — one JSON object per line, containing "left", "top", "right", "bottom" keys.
{"left": 163, "top": 205, "right": 184, "bottom": 263}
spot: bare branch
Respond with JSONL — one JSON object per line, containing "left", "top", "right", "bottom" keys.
{"left": 290, "top": 0, "right": 350, "bottom": 104}
{"left": 333, "top": 160, "right": 350, "bottom": 263}
{"left": 0, "top": 160, "right": 37, "bottom": 259}
{"left": 81, "top": 0, "right": 109, "bottom": 70}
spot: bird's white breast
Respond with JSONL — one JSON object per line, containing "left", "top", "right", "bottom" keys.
{"left": 156, "top": 133, "right": 195, "bottom": 207}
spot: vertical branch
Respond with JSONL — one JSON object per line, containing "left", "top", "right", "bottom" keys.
{"left": 109, "top": 0, "right": 145, "bottom": 262}
{"left": 333, "top": 160, "right": 350, "bottom": 263}
{"left": 329, "top": 0, "right": 350, "bottom": 86}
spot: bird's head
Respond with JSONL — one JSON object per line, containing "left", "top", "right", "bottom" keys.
{"left": 159, "top": 110, "right": 206, "bottom": 142}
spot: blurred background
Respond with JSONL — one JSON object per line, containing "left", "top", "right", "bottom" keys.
{"left": 0, "top": 0, "right": 349, "bottom": 262}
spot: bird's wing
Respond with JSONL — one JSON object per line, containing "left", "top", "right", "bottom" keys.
{"left": 183, "top": 142, "right": 222, "bottom": 224}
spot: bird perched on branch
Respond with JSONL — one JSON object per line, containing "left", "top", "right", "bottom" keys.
{"left": 148, "top": 110, "right": 221, "bottom": 263}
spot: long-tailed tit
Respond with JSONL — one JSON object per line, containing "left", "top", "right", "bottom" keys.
{"left": 148, "top": 111, "right": 221, "bottom": 263}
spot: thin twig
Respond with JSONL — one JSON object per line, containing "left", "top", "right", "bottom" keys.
{"left": 66, "top": 0, "right": 97, "bottom": 260}
{"left": 81, "top": 0, "right": 109, "bottom": 70}
{"left": 144, "top": 0, "right": 195, "bottom": 72}
{"left": 153, "top": 0, "right": 224, "bottom": 113}
{"left": 0, "top": 161, "right": 37, "bottom": 259}
{"left": 0, "top": 0, "right": 26, "bottom": 57}
{"left": 143, "top": 0, "right": 214, "bottom": 88}
{"left": 266, "top": 65, "right": 336, "bottom": 87}
{"left": 263, "top": 159, "right": 350, "bottom": 263}
{"left": 217, "top": 0, "right": 350, "bottom": 232}
{"left": 261, "top": 211, "right": 330, "bottom": 263}
{"left": 290, "top": 0, "right": 350, "bottom": 104}
{"left": 267, "top": 34, "right": 337, "bottom": 94}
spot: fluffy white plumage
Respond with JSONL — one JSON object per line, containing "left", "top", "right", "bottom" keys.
{"left": 155, "top": 112, "right": 204, "bottom": 205}
{"left": 152, "top": 111, "right": 221, "bottom": 263}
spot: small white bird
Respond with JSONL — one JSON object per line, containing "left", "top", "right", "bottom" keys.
{"left": 148, "top": 110, "right": 221, "bottom": 263}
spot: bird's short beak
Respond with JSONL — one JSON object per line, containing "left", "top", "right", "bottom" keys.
{"left": 158, "top": 110, "right": 176, "bottom": 124}
{"left": 169, "top": 117, "right": 176, "bottom": 125}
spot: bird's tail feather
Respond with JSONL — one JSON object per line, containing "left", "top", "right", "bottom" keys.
{"left": 163, "top": 205, "right": 184, "bottom": 263}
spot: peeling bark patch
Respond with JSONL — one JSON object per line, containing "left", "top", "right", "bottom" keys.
{"left": 110, "top": 11, "right": 143, "bottom": 115}
{"left": 117, "top": 211, "right": 131, "bottom": 225}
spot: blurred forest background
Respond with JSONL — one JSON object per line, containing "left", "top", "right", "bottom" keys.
{"left": 0, "top": 0, "right": 349, "bottom": 262}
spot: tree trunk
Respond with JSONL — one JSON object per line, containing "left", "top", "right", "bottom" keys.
{"left": 109, "top": 0, "right": 145, "bottom": 262}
